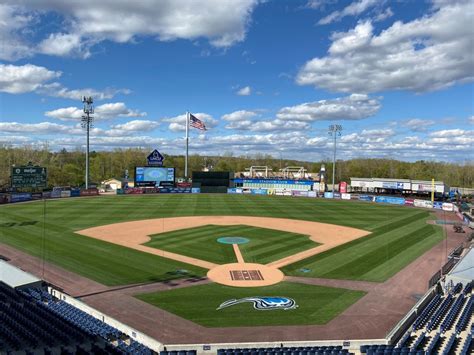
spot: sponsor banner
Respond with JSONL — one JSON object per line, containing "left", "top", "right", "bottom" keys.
{"left": 292, "top": 190, "right": 308, "bottom": 197}
{"left": 414, "top": 199, "right": 433, "bottom": 209}
{"left": 442, "top": 203, "right": 454, "bottom": 212}
{"left": 375, "top": 196, "right": 405, "bottom": 205}
{"left": 359, "top": 195, "right": 373, "bottom": 202}
{"left": 80, "top": 188, "right": 99, "bottom": 196}
{"left": 125, "top": 188, "right": 143, "bottom": 194}
{"left": 227, "top": 188, "right": 239, "bottom": 194}
{"left": 339, "top": 181, "right": 348, "bottom": 194}
{"left": 234, "top": 178, "right": 313, "bottom": 186}
{"left": 191, "top": 187, "right": 201, "bottom": 194}
{"left": 169, "top": 188, "right": 191, "bottom": 193}
{"left": 116, "top": 189, "right": 124, "bottom": 195}
{"left": 307, "top": 191, "right": 317, "bottom": 198}
{"left": 267, "top": 189, "right": 275, "bottom": 195}
{"left": 324, "top": 192, "right": 334, "bottom": 199}
{"left": 31, "top": 192, "right": 43, "bottom": 200}
{"left": 11, "top": 193, "right": 32, "bottom": 203}
{"left": 382, "top": 182, "right": 404, "bottom": 190}
{"left": 60, "top": 190, "right": 71, "bottom": 198}
{"left": 70, "top": 189, "right": 81, "bottom": 197}
{"left": 433, "top": 201, "right": 443, "bottom": 210}
{"left": 405, "top": 199, "right": 415, "bottom": 206}
{"left": 333, "top": 193, "right": 341, "bottom": 199}
{"left": 51, "top": 190, "right": 61, "bottom": 198}
{"left": 341, "top": 193, "right": 351, "bottom": 200}
{"left": 0, "top": 194, "right": 10, "bottom": 204}
{"left": 250, "top": 188, "right": 267, "bottom": 195}
{"left": 42, "top": 191, "right": 51, "bottom": 199}
{"left": 176, "top": 182, "right": 192, "bottom": 188}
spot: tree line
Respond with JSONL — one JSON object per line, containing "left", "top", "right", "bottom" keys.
{"left": 0, "top": 145, "right": 473, "bottom": 188}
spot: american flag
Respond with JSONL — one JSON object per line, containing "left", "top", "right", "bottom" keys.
{"left": 189, "top": 113, "right": 207, "bottom": 131}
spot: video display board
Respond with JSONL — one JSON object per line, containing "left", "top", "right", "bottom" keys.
{"left": 135, "top": 167, "right": 175, "bottom": 187}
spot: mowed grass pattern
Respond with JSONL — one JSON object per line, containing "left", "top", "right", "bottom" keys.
{"left": 0, "top": 194, "right": 443, "bottom": 285}
{"left": 145, "top": 224, "right": 317, "bottom": 264}
{"left": 282, "top": 211, "right": 443, "bottom": 282}
{"left": 136, "top": 282, "right": 366, "bottom": 327}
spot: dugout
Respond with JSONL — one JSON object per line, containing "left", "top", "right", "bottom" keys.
{"left": 192, "top": 171, "right": 233, "bottom": 193}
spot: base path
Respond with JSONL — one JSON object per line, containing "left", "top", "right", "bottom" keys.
{"left": 232, "top": 244, "right": 245, "bottom": 264}
{"left": 77, "top": 216, "right": 369, "bottom": 272}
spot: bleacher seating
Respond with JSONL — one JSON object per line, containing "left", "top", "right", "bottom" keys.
{"left": 364, "top": 281, "right": 473, "bottom": 355}
{"left": 216, "top": 345, "right": 350, "bottom": 355}
{"left": 0, "top": 282, "right": 155, "bottom": 354}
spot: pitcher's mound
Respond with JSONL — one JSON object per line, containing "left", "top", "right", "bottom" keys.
{"left": 207, "top": 263, "right": 284, "bottom": 287}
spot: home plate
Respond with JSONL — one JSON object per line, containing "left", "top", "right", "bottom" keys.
{"left": 207, "top": 263, "right": 284, "bottom": 287}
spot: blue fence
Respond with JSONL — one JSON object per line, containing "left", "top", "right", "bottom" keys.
{"left": 374, "top": 196, "right": 405, "bottom": 205}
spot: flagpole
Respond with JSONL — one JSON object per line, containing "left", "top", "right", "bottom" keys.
{"left": 185, "top": 111, "right": 189, "bottom": 180}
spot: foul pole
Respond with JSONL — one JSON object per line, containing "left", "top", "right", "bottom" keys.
{"left": 185, "top": 111, "right": 189, "bottom": 179}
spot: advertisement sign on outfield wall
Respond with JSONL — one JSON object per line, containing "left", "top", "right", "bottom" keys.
{"left": 404, "top": 199, "right": 415, "bottom": 206}
{"left": 339, "top": 182, "right": 348, "bottom": 193}
{"left": 442, "top": 203, "right": 454, "bottom": 212}
{"left": 374, "top": 196, "right": 405, "bottom": 205}
{"left": 414, "top": 199, "right": 433, "bottom": 209}
{"left": 11, "top": 193, "right": 32, "bottom": 203}
{"left": 359, "top": 195, "right": 373, "bottom": 202}
{"left": 250, "top": 188, "right": 268, "bottom": 195}
{"left": 307, "top": 191, "right": 317, "bottom": 198}
{"left": 341, "top": 193, "right": 351, "bottom": 200}
{"left": 433, "top": 201, "right": 443, "bottom": 209}
{"left": 292, "top": 190, "right": 309, "bottom": 197}
{"left": 191, "top": 188, "right": 201, "bottom": 194}
{"left": 324, "top": 192, "right": 334, "bottom": 199}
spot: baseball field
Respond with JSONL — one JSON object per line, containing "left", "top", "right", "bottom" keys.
{"left": 0, "top": 194, "right": 444, "bottom": 328}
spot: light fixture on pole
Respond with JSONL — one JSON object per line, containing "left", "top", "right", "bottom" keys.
{"left": 81, "top": 96, "right": 94, "bottom": 189}
{"left": 328, "top": 124, "right": 342, "bottom": 193}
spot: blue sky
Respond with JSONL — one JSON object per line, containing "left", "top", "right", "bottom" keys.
{"left": 0, "top": 0, "right": 473, "bottom": 162}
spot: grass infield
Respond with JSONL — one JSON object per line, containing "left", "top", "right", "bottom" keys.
{"left": 145, "top": 224, "right": 318, "bottom": 265}
{"left": 135, "top": 282, "right": 366, "bottom": 327}
{"left": 0, "top": 194, "right": 443, "bottom": 285}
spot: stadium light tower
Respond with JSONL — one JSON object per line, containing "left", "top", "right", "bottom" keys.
{"left": 81, "top": 96, "right": 94, "bottom": 189}
{"left": 328, "top": 124, "right": 342, "bottom": 193}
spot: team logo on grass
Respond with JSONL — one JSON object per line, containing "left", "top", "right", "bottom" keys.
{"left": 217, "top": 297, "right": 297, "bottom": 311}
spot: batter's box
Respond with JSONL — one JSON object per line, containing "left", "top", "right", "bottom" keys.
{"left": 230, "top": 270, "right": 264, "bottom": 281}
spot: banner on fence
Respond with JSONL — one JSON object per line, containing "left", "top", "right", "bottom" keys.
{"left": 404, "top": 199, "right": 415, "bottom": 206}
{"left": 307, "top": 191, "right": 317, "bottom": 198}
{"left": 250, "top": 188, "right": 268, "bottom": 195}
{"left": 70, "top": 189, "right": 81, "bottom": 197}
{"left": 80, "top": 188, "right": 99, "bottom": 196}
{"left": 414, "top": 199, "right": 433, "bottom": 209}
{"left": 442, "top": 203, "right": 454, "bottom": 212}
{"left": 359, "top": 195, "right": 373, "bottom": 202}
{"left": 191, "top": 187, "right": 201, "bottom": 194}
{"left": 11, "top": 193, "right": 32, "bottom": 203}
{"left": 60, "top": 190, "right": 71, "bottom": 198}
{"left": 341, "top": 193, "right": 351, "bottom": 200}
{"left": 324, "top": 192, "right": 334, "bottom": 199}
{"left": 433, "top": 201, "right": 443, "bottom": 209}
{"left": 292, "top": 190, "right": 308, "bottom": 197}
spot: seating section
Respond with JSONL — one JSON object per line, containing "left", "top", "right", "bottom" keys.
{"left": 216, "top": 345, "right": 351, "bottom": 355}
{"left": 360, "top": 281, "right": 473, "bottom": 355}
{"left": 0, "top": 282, "right": 155, "bottom": 354}
{"left": 159, "top": 351, "right": 197, "bottom": 355}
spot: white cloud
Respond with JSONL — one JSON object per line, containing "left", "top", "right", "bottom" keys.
{"left": 374, "top": 7, "right": 393, "bottom": 22}
{"left": 468, "top": 116, "right": 474, "bottom": 124}
{"left": 298, "top": 1, "right": 474, "bottom": 93}
{"left": 0, "top": 4, "right": 32, "bottom": 61}
{"left": 0, "top": 121, "right": 71, "bottom": 134}
{"left": 277, "top": 94, "right": 381, "bottom": 121}
{"left": 0, "top": 64, "right": 61, "bottom": 94}
{"left": 226, "top": 119, "right": 310, "bottom": 132}
{"left": 5, "top": 0, "right": 260, "bottom": 58}
{"left": 318, "top": 0, "right": 378, "bottom": 25}
{"left": 236, "top": 86, "right": 252, "bottom": 96}
{"left": 222, "top": 110, "right": 258, "bottom": 121}
{"left": 45, "top": 102, "right": 146, "bottom": 121}
{"left": 110, "top": 120, "right": 159, "bottom": 132}
{"left": 429, "top": 129, "right": 471, "bottom": 138}
{"left": 0, "top": 63, "right": 129, "bottom": 100}
{"left": 405, "top": 118, "right": 435, "bottom": 132}
{"left": 163, "top": 113, "right": 218, "bottom": 132}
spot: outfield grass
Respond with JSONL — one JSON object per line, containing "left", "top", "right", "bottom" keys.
{"left": 145, "top": 224, "right": 317, "bottom": 264}
{"left": 135, "top": 282, "right": 366, "bottom": 327}
{"left": 0, "top": 194, "right": 443, "bottom": 285}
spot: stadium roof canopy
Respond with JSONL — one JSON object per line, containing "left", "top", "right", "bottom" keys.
{"left": 445, "top": 248, "right": 474, "bottom": 287}
{"left": 0, "top": 260, "right": 42, "bottom": 289}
